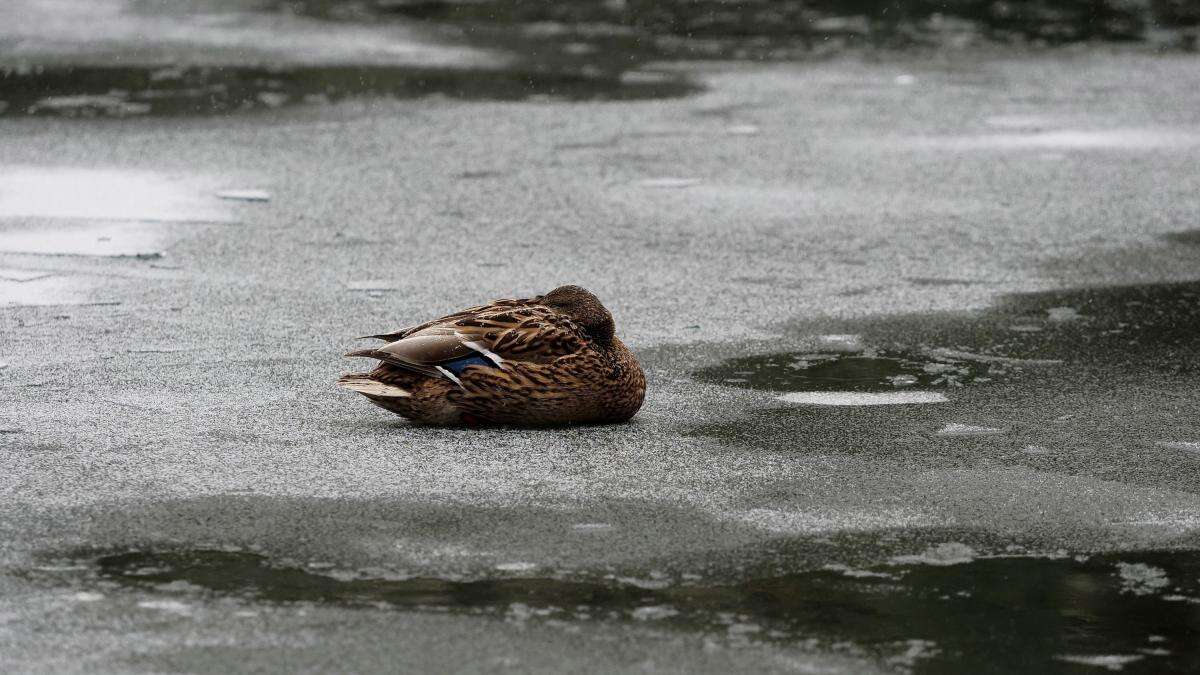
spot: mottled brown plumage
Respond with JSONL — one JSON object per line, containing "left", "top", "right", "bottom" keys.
{"left": 337, "top": 285, "right": 645, "bottom": 426}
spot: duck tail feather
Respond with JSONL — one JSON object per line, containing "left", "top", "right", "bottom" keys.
{"left": 345, "top": 348, "right": 382, "bottom": 358}
{"left": 337, "top": 374, "right": 411, "bottom": 398}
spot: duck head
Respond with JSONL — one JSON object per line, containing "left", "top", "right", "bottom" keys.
{"left": 540, "top": 285, "right": 615, "bottom": 342}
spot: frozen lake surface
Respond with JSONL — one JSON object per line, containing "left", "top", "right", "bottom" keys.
{"left": 2, "top": 0, "right": 1199, "bottom": 672}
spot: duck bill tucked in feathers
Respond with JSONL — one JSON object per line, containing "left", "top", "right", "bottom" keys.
{"left": 337, "top": 285, "right": 645, "bottom": 427}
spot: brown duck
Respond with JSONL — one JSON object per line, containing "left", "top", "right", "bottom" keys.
{"left": 338, "top": 285, "right": 645, "bottom": 426}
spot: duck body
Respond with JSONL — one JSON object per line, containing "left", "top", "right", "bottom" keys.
{"left": 338, "top": 285, "right": 645, "bottom": 426}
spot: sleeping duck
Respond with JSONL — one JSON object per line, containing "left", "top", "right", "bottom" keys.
{"left": 338, "top": 285, "right": 645, "bottom": 426}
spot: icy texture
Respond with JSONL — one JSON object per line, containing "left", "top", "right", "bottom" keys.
{"left": 778, "top": 391, "right": 948, "bottom": 406}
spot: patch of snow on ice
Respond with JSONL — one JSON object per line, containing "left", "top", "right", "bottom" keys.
{"left": 1116, "top": 563, "right": 1169, "bottom": 596}
{"left": 0, "top": 221, "right": 166, "bottom": 258}
{"left": 571, "top": 522, "right": 613, "bottom": 532}
{"left": 215, "top": 189, "right": 271, "bottom": 202}
{"left": 0, "top": 166, "right": 229, "bottom": 222}
{"left": 637, "top": 177, "right": 701, "bottom": 189}
{"left": 890, "top": 543, "right": 977, "bottom": 567}
{"left": 1054, "top": 654, "right": 1143, "bottom": 671}
{"left": 615, "top": 575, "right": 672, "bottom": 590}
{"left": 887, "top": 639, "right": 939, "bottom": 667}
{"left": 1047, "top": 306, "right": 1083, "bottom": 322}
{"left": 494, "top": 562, "right": 538, "bottom": 573}
{"left": 1163, "top": 595, "right": 1200, "bottom": 604}
{"left": 735, "top": 507, "right": 933, "bottom": 535}
{"left": 935, "top": 423, "right": 1005, "bottom": 437}
{"left": 0, "top": 268, "right": 54, "bottom": 282}
{"left": 823, "top": 564, "right": 897, "bottom": 579}
{"left": 726, "top": 124, "right": 760, "bottom": 136}
{"left": 778, "top": 391, "right": 948, "bottom": 406}
{"left": 137, "top": 599, "right": 192, "bottom": 615}
{"left": 1157, "top": 441, "right": 1200, "bottom": 456}
{"left": 812, "top": 334, "right": 865, "bottom": 353}
{"left": 727, "top": 622, "right": 762, "bottom": 635}
{"left": 631, "top": 605, "right": 680, "bottom": 621}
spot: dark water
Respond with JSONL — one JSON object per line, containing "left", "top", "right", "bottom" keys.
{"left": 694, "top": 350, "right": 997, "bottom": 392}
{"left": 1164, "top": 230, "right": 1200, "bottom": 247}
{"left": 47, "top": 547, "right": 1200, "bottom": 673}
{"left": 696, "top": 279, "right": 1199, "bottom": 398}
{"left": 5, "top": 1, "right": 1196, "bottom": 119}
{"left": 330, "top": 0, "right": 1174, "bottom": 44}
{"left": 295, "top": 0, "right": 1199, "bottom": 95}
{"left": 837, "top": 280, "right": 1200, "bottom": 371}
{"left": 685, "top": 279, "right": 1200, "bottom": 501}
{"left": 0, "top": 63, "right": 694, "bottom": 118}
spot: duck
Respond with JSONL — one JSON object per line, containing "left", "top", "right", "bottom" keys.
{"left": 337, "top": 285, "right": 646, "bottom": 426}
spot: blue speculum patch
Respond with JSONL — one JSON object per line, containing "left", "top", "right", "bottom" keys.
{"left": 441, "top": 354, "right": 495, "bottom": 376}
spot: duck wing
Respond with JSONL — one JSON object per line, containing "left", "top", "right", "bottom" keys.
{"left": 361, "top": 297, "right": 534, "bottom": 343}
{"left": 346, "top": 304, "right": 589, "bottom": 386}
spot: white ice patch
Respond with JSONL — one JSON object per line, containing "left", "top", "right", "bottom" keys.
{"left": 935, "top": 423, "right": 1005, "bottom": 437}
{"left": 505, "top": 602, "right": 556, "bottom": 623}
{"left": 1116, "top": 510, "right": 1200, "bottom": 530}
{"left": 1163, "top": 595, "right": 1200, "bottom": 604}
{"left": 726, "top": 124, "right": 760, "bottom": 136}
{"left": 619, "top": 71, "right": 675, "bottom": 87}
{"left": 137, "top": 599, "right": 192, "bottom": 615}
{"left": 1054, "top": 654, "right": 1144, "bottom": 671}
{"left": 631, "top": 605, "right": 680, "bottom": 621}
{"left": 887, "top": 639, "right": 939, "bottom": 668}
{"left": 890, "top": 543, "right": 977, "bottom": 567}
{"left": 907, "top": 128, "right": 1200, "bottom": 152}
{"left": 984, "top": 115, "right": 1057, "bottom": 130}
{"left": 0, "top": 166, "right": 230, "bottom": 222}
{"left": 1047, "top": 306, "right": 1083, "bottom": 322}
{"left": 778, "top": 391, "right": 948, "bottom": 406}
{"left": 494, "top": 562, "right": 538, "bottom": 573}
{"left": 812, "top": 334, "right": 865, "bottom": 353}
{"left": 823, "top": 564, "right": 897, "bottom": 579}
{"left": 32, "top": 564, "right": 89, "bottom": 572}
{"left": 215, "top": 189, "right": 271, "bottom": 202}
{"left": 71, "top": 591, "right": 105, "bottom": 602}
{"left": 1157, "top": 441, "right": 1200, "bottom": 456}
{"left": 0, "top": 268, "right": 54, "bottom": 282}
{"left": 637, "top": 177, "right": 701, "bottom": 188}
{"left": 0, "top": 220, "right": 166, "bottom": 258}
{"left": 727, "top": 622, "right": 762, "bottom": 635}
{"left": 615, "top": 574, "right": 672, "bottom": 590}
{"left": 1116, "top": 563, "right": 1169, "bottom": 596}
{"left": 733, "top": 507, "right": 933, "bottom": 535}
{"left": 30, "top": 95, "right": 149, "bottom": 117}
{"left": 156, "top": 580, "right": 206, "bottom": 593}
{"left": 571, "top": 522, "right": 613, "bottom": 532}
{"left": 924, "top": 347, "right": 1063, "bottom": 366}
